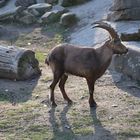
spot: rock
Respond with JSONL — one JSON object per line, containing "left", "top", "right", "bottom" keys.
{"left": 0, "top": 0, "right": 9, "bottom": 8}
{"left": 80, "top": 96, "right": 86, "bottom": 100}
{"left": 19, "top": 14, "right": 36, "bottom": 25}
{"left": 60, "top": 12, "right": 78, "bottom": 26}
{"left": 45, "top": 0, "right": 58, "bottom": 4}
{"left": 5, "top": 89, "right": 9, "bottom": 92}
{"left": 35, "top": 95, "right": 39, "bottom": 99}
{"left": 0, "top": 6, "right": 23, "bottom": 21}
{"left": 52, "top": 4, "right": 68, "bottom": 12}
{"left": 110, "top": 0, "right": 140, "bottom": 11}
{"left": 108, "top": 0, "right": 140, "bottom": 21}
{"left": 121, "top": 30, "right": 140, "bottom": 41}
{"left": 37, "top": 0, "right": 58, "bottom": 4}
{"left": 76, "top": 0, "right": 90, "bottom": 4}
{"left": 59, "top": 0, "right": 71, "bottom": 7}
{"left": 110, "top": 71, "right": 123, "bottom": 83}
{"left": 111, "top": 47, "right": 140, "bottom": 82}
{"left": 28, "top": 42, "right": 31, "bottom": 45}
{"left": 28, "top": 3, "right": 52, "bottom": 16}
{"left": 108, "top": 8, "right": 140, "bottom": 21}
{"left": 17, "top": 10, "right": 37, "bottom": 25}
{"left": 108, "top": 116, "right": 114, "bottom": 120}
{"left": 28, "top": 8, "right": 40, "bottom": 17}
{"left": 41, "top": 11, "right": 61, "bottom": 23}
{"left": 44, "top": 104, "right": 47, "bottom": 107}
{"left": 36, "top": 0, "right": 46, "bottom": 3}
{"left": 111, "top": 104, "right": 118, "bottom": 107}
{"left": 15, "top": 0, "right": 36, "bottom": 8}
{"left": 64, "top": 125, "right": 71, "bottom": 129}
{"left": 59, "top": 0, "right": 90, "bottom": 7}
{"left": 41, "top": 5, "right": 67, "bottom": 24}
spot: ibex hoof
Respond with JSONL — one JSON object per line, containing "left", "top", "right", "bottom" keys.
{"left": 68, "top": 100, "right": 73, "bottom": 105}
{"left": 51, "top": 102, "right": 57, "bottom": 107}
{"left": 89, "top": 102, "right": 97, "bottom": 108}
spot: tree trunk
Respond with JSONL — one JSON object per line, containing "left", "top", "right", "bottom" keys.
{"left": 0, "top": 45, "right": 41, "bottom": 80}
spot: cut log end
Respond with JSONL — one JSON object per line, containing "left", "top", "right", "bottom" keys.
{"left": 0, "top": 45, "right": 41, "bottom": 80}
{"left": 17, "top": 50, "right": 41, "bottom": 80}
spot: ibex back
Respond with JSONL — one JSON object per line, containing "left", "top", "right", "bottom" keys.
{"left": 45, "top": 21, "right": 128, "bottom": 107}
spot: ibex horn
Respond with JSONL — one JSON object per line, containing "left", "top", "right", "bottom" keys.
{"left": 92, "top": 21, "right": 119, "bottom": 40}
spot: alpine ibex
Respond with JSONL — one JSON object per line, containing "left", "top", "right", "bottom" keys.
{"left": 45, "top": 22, "right": 128, "bottom": 107}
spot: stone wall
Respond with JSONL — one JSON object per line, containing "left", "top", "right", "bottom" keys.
{"left": 108, "top": 0, "right": 140, "bottom": 21}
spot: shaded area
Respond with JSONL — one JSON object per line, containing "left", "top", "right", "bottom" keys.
{"left": 0, "top": 77, "right": 39, "bottom": 104}
{"left": 0, "top": 24, "right": 38, "bottom": 45}
{"left": 0, "top": 25, "right": 19, "bottom": 44}
{"left": 49, "top": 105, "right": 76, "bottom": 140}
{"left": 88, "top": 108, "right": 116, "bottom": 140}
{"left": 49, "top": 104, "right": 117, "bottom": 140}
{"left": 110, "top": 70, "right": 140, "bottom": 98}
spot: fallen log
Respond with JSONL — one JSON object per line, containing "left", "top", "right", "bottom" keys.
{"left": 0, "top": 45, "right": 41, "bottom": 80}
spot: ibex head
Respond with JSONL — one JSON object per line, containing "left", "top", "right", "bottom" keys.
{"left": 92, "top": 21, "right": 128, "bottom": 54}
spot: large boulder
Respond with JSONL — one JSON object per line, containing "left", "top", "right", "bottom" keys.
{"left": 41, "top": 11, "right": 61, "bottom": 23}
{"left": 111, "top": 47, "right": 140, "bottom": 81}
{"left": 41, "top": 5, "right": 68, "bottom": 23}
{"left": 60, "top": 12, "right": 78, "bottom": 26}
{"left": 108, "top": 8, "right": 140, "bottom": 21}
{"left": 15, "top": 0, "right": 36, "bottom": 8}
{"left": 0, "top": 6, "right": 23, "bottom": 21}
{"left": 28, "top": 3, "right": 52, "bottom": 16}
{"left": 45, "top": 0, "right": 58, "bottom": 4}
{"left": 0, "top": 0, "right": 9, "bottom": 8}
{"left": 52, "top": 5, "right": 68, "bottom": 14}
{"left": 59, "top": 0, "right": 90, "bottom": 7}
{"left": 16, "top": 10, "right": 37, "bottom": 25}
{"left": 28, "top": 8, "right": 40, "bottom": 17}
{"left": 108, "top": 0, "right": 140, "bottom": 21}
{"left": 110, "top": 0, "right": 140, "bottom": 11}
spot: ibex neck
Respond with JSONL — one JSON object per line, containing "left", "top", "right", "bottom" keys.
{"left": 95, "top": 42, "right": 113, "bottom": 71}
{"left": 96, "top": 41, "right": 113, "bottom": 61}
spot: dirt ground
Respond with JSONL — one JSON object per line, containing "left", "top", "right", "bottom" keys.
{"left": 0, "top": 24, "right": 140, "bottom": 140}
